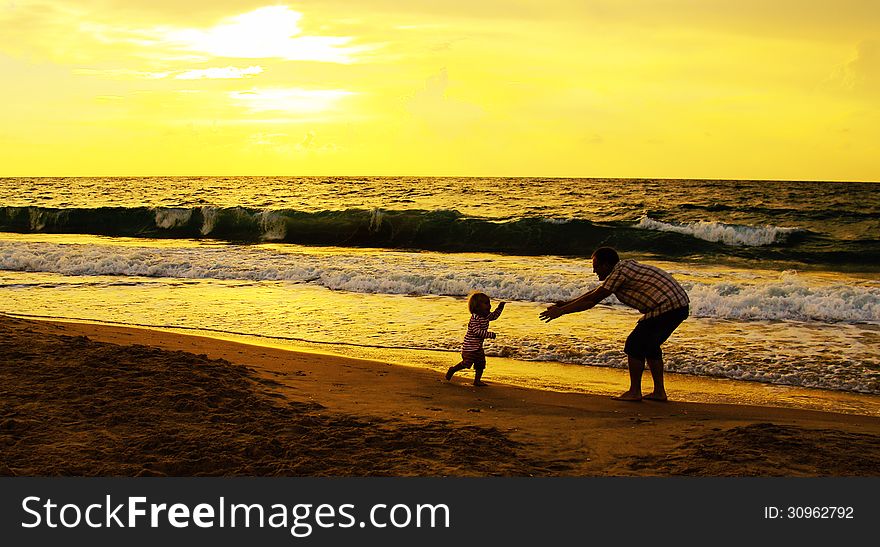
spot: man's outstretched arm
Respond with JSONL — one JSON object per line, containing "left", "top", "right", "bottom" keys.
{"left": 539, "top": 286, "right": 612, "bottom": 322}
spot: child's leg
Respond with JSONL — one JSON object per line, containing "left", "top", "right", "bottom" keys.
{"left": 473, "top": 366, "right": 487, "bottom": 386}
{"left": 446, "top": 361, "right": 467, "bottom": 380}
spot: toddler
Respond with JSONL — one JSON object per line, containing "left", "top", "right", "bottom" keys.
{"left": 446, "top": 292, "right": 505, "bottom": 386}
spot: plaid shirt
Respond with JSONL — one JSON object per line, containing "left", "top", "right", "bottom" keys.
{"left": 600, "top": 259, "right": 689, "bottom": 319}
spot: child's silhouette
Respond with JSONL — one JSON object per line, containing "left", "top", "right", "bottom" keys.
{"left": 446, "top": 292, "right": 505, "bottom": 386}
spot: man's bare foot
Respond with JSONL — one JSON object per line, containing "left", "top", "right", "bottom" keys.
{"left": 445, "top": 367, "right": 455, "bottom": 381}
{"left": 473, "top": 380, "right": 488, "bottom": 387}
{"left": 643, "top": 392, "right": 668, "bottom": 402}
{"left": 611, "top": 390, "right": 642, "bottom": 401}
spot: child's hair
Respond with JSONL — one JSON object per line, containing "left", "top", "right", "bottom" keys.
{"left": 468, "top": 292, "right": 490, "bottom": 315}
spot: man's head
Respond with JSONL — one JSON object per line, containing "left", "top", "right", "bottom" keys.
{"left": 591, "top": 247, "right": 619, "bottom": 281}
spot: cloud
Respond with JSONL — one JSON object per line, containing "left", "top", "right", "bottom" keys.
{"left": 0, "top": 3, "right": 369, "bottom": 65}
{"left": 72, "top": 65, "right": 264, "bottom": 80}
{"left": 841, "top": 40, "right": 880, "bottom": 94}
{"left": 295, "top": 130, "right": 338, "bottom": 153}
{"left": 241, "top": 128, "right": 338, "bottom": 157}
{"left": 161, "top": 6, "right": 366, "bottom": 63}
{"left": 229, "top": 87, "right": 354, "bottom": 114}
{"left": 72, "top": 68, "right": 172, "bottom": 79}
{"left": 407, "top": 68, "right": 484, "bottom": 136}
{"left": 175, "top": 65, "right": 263, "bottom": 79}
{"left": 825, "top": 40, "right": 880, "bottom": 98}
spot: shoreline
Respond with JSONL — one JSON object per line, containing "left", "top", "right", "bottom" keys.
{"left": 2, "top": 314, "right": 879, "bottom": 476}
{"left": 7, "top": 312, "right": 879, "bottom": 418}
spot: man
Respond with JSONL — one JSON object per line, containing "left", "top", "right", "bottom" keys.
{"left": 539, "top": 247, "right": 689, "bottom": 402}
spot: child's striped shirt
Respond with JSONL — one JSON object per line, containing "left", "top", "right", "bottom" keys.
{"left": 461, "top": 308, "right": 503, "bottom": 351}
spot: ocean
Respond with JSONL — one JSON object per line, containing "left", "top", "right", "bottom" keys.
{"left": 1, "top": 177, "right": 878, "bottom": 411}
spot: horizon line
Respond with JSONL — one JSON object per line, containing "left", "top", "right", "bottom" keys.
{"left": 1, "top": 174, "right": 877, "bottom": 184}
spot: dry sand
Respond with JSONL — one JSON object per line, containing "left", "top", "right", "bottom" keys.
{"left": 2, "top": 314, "right": 879, "bottom": 476}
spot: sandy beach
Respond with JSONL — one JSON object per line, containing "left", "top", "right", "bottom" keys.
{"left": 1, "top": 313, "right": 879, "bottom": 477}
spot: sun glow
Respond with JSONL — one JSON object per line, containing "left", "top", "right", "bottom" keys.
{"left": 0, "top": 1, "right": 878, "bottom": 179}
{"left": 163, "top": 6, "right": 362, "bottom": 63}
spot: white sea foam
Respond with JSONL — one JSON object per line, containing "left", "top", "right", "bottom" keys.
{"left": 154, "top": 207, "right": 192, "bottom": 229}
{"left": 28, "top": 209, "right": 46, "bottom": 231}
{"left": 490, "top": 336, "right": 879, "bottom": 394}
{"left": 200, "top": 206, "right": 218, "bottom": 235}
{"left": 2, "top": 240, "right": 877, "bottom": 396}
{"left": 28, "top": 208, "right": 65, "bottom": 231}
{"left": 541, "top": 218, "right": 571, "bottom": 224}
{"left": 1, "top": 240, "right": 877, "bottom": 324}
{"left": 685, "top": 275, "right": 880, "bottom": 323}
{"left": 258, "top": 210, "right": 287, "bottom": 241}
{"left": 635, "top": 215, "right": 801, "bottom": 246}
{"left": 369, "top": 208, "right": 383, "bottom": 232}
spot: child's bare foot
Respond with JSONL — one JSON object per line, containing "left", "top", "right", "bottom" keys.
{"left": 473, "top": 380, "right": 488, "bottom": 387}
{"left": 611, "top": 390, "right": 642, "bottom": 401}
{"left": 445, "top": 367, "right": 455, "bottom": 381}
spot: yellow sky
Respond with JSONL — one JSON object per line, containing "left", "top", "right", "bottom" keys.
{"left": 1, "top": 1, "right": 878, "bottom": 180}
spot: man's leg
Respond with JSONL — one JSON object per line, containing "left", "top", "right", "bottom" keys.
{"left": 642, "top": 306, "right": 689, "bottom": 401}
{"left": 644, "top": 358, "right": 667, "bottom": 401}
{"left": 614, "top": 355, "right": 644, "bottom": 400}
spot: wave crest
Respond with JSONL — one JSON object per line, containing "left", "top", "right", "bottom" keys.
{"left": 1, "top": 240, "right": 877, "bottom": 324}
{"left": 635, "top": 215, "right": 802, "bottom": 246}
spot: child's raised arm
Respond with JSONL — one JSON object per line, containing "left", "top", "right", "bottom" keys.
{"left": 488, "top": 301, "right": 506, "bottom": 320}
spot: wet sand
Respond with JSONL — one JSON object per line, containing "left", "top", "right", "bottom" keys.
{"left": 2, "top": 314, "right": 879, "bottom": 476}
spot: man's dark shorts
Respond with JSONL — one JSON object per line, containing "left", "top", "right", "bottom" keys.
{"left": 461, "top": 349, "right": 486, "bottom": 371}
{"left": 624, "top": 306, "right": 689, "bottom": 360}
